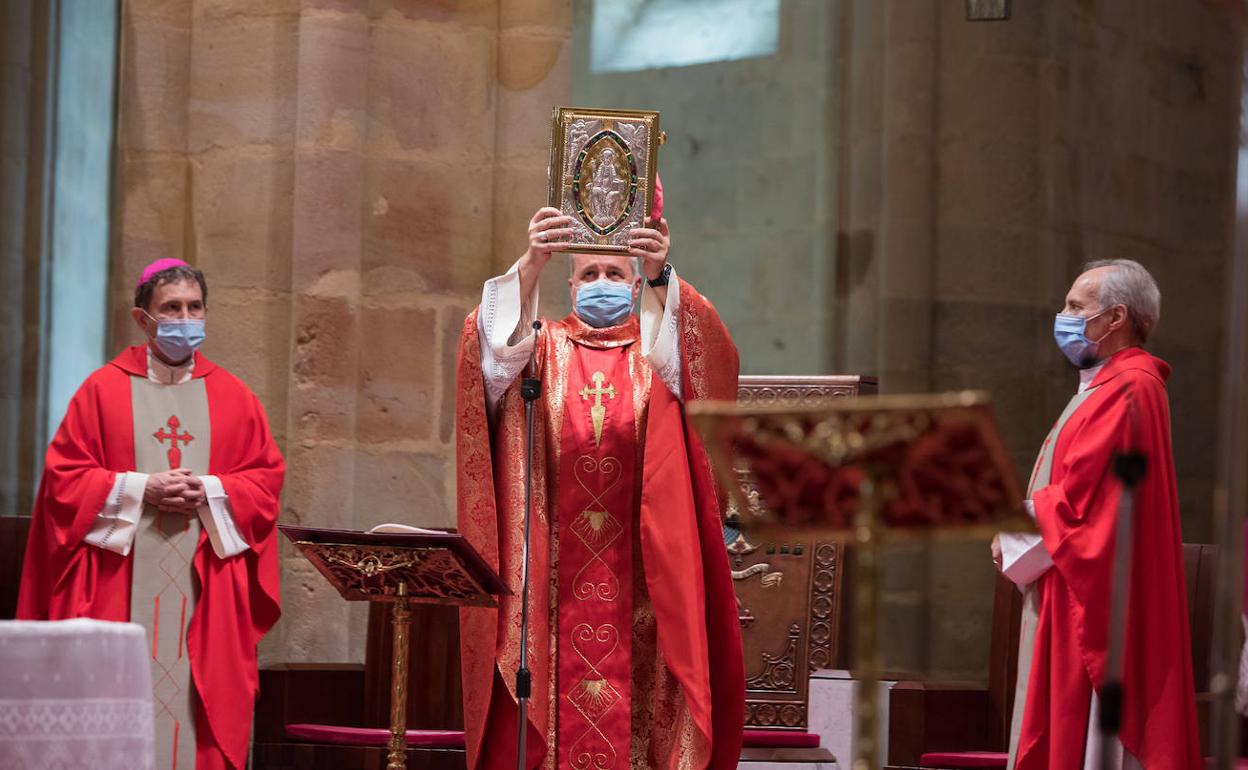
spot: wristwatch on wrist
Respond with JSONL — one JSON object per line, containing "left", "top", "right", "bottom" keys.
{"left": 647, "top": 262, "right": 672, "bottom": 288}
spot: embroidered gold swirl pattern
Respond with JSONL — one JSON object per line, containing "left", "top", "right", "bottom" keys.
{"left": 568, "top": 623, "right": 622, "bottom": 770}
{"left": 571, "top": 455, "right": 623, "bottom": 601}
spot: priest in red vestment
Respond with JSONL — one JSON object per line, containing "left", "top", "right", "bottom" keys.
{"left": 18, "top": 259, "right": 284, "bottom": 770}
{"left": 993, "top": 259, "right": 1200, "bottom": 769}
{"left": 456, "top": 188, "right": 745, "bottom": 770}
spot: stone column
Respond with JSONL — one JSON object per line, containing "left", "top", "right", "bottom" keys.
{"left": 0, "top": 0, "right": 35, "bottom": 516}
{"left": 840, "top": 0, "right": 939, "bottom": 394}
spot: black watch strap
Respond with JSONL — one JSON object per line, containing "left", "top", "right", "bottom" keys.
{"left": 647, "top": 262, "right": 672, "bottom": 288}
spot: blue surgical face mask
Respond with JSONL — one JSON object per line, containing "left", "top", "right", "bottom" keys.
{"left": 145, "top": 311, "right": 206, "bottom": 362}
{"left": 1053, "top": 307, "right": 1111, "bottom": 368}
{"left": 574, "top": 279, "right": 635, "bottom": 328}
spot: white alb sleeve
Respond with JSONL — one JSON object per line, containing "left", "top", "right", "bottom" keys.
{"left": 83, "top": 472, "right": 148, "bottom": 556}
{"left": 1000, "top": 499, "right": 1053, "bottom": 588}
{"left": 478, "top": 265, "right": 540, "bottom": 416}
{"left": 196, "top": 475, "right": 249, "bottom": 559}
{"left": 639, "top": 269, "right": 683, "bottom": 401}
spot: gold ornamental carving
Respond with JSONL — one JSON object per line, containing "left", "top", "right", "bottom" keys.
{"left": 808, "top": 543, "right": 841, "bottom": 672}
{"left": 745, "top": 623, "right": 801, "bottom": 693}
{"left": 294, "top": 542, "right": 492, "bottom": 606}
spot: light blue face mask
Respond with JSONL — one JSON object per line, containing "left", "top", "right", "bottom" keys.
{"left": 574, "top": 279, "right": 635, "bottom": 328}
{"left": 145, "top": 312, "right": 206, "bottom": 362}
{"left": 1053, "top": 307, "right": 1111, "bottom": 368}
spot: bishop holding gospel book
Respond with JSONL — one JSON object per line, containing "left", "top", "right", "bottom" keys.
{"left": 455, "top": 180, "right": 746, "bottom": 770}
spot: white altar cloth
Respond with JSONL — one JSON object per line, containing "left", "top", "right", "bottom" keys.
{"left": 0, "top": 618, "right": 155, "bottom": 770}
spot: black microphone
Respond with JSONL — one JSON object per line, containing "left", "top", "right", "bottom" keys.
{"left": 521, "top": 321, "right": 542, "bottom": 402}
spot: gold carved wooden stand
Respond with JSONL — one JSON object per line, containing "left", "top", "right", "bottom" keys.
{"left": 278, "top": 525, "right": 508, "bottom": 770}
{"left": 692, "top": 391, "right": 1031, "bottom": 770}
{"left": 731, "top": 376, "right": 871, "bottom": 739}
{"left": 387, "top": 583, "right": 412, "bottom": 770}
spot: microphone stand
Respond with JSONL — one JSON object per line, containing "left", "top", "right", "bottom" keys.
{"left": 515, "top": 320, "right": 542, "bottom": 770}
{"left": 1098, "top": 420, "right": 1146, "bottom": 769}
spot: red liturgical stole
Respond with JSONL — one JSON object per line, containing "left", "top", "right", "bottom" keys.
{"left": 555, "top": 343, "right": 637, "bottom": 770}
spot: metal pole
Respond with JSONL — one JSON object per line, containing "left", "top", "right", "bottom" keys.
{"left": 852, "top": 472, "right": 882, "bottom": 770}
{"left": 515, "top": 321, "right": 542, "bottom": 770}
{"left": 1098, "top": 453, "right": 1145, "bottom": 770}
{"left": 1208, "top": 42, "right": 1248, "bottom": 766}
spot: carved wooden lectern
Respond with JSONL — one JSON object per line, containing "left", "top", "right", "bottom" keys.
{"left": 279, "top": 526, "right": 507, "bottom": 770}
{"left": 730, "top": 376, "right": 875, "bottom": 744}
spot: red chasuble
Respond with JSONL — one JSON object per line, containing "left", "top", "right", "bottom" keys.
{"left": 456, "top": 280, "right": 745, "bottom": 770}
{"left": 1017, "top": 347, "right": 1201, "bottom": 770}
{"left": 17, "top": 345, "right": 284, "bottom": 770}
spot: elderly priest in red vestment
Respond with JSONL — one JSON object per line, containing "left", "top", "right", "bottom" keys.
{"left": 18, "top": 259, "right": 285, "bottom": 770}
{"left": 993, "top": 259, "right": 1201, "bottom": 770}
{"left": 455, "top": 188, "right": 745, "bottom": 770}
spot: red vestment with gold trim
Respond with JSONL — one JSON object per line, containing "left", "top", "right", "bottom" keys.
{"left": 456, "top": 280, "right": 745, "bottom": 770}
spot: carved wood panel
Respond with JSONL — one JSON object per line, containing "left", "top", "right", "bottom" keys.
{"left": 730, "top": 375, "right": 875, "bottom": 730}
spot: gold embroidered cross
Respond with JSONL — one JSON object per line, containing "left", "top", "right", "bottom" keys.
{"left": 579, "top": 371, "right": 616, "bottom": 447}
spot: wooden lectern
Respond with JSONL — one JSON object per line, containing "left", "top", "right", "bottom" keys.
{"left": 279, "top": 526, "right": 508, "bottom": 770}
{"left": 690, "top": 391, "right": 1032, "bottom": 770}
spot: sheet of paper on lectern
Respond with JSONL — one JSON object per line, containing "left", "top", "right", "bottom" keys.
{"left": 368, "top": 523, "right": 445, "bottom": 536}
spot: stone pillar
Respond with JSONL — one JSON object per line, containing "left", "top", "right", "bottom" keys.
{"left": 112, "top": 0, "right": 193, "bottom": 333}
{"left": 283, "top": 0, "right": 367, "bottom": 663}
{"left": 0, "top": 0, "right": 35, "bottom": 516}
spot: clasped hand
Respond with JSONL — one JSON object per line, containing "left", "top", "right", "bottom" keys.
{"left": 144, "top": 469, "right": 206, "bottom": 513}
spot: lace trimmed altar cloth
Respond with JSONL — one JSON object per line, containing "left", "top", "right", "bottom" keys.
{"left": 0, "top": 618, "right": 155, "bottom": 770}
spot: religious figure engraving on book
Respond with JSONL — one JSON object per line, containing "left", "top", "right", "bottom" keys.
{"left": 588, "top": 147, "right": 626, "bottom": 226}
{"left": 548, "top": 106, "right": 661, "bottom": 253}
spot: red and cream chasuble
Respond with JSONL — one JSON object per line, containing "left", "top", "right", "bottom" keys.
{"left": 557, "top": 345, "right": 637, "bottom": 770}
{"left": 18, "top": 345, "right": 286, "bottom": 770}
{"left": 130, "top": 377, "right": 210, "bottom": 770}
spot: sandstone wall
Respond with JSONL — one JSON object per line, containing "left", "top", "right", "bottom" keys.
{"left": 107, "top": 0, "right": 1243, "bottom": 680}
{"left": 112, "top": 0, "right": 572, "bottom": 664}
{"left": 0, "top": 0, "right": 34, "bottom": 518}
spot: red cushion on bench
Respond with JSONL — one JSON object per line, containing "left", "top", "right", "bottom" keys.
{"left": 919, "top": 751, "right": 1008, "bottom": 769}
{"left": 284, "top": 723, "right": 465, "bottom": 748}
{"left": 740, "top": 729, "right": 821, "bottom": 749}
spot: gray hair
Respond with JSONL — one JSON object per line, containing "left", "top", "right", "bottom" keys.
{"left": 567, "top": 253, "right": 643, "bottom": 279}
{"left": 1083, "top": 259, "right": 1161, "bottom": 342}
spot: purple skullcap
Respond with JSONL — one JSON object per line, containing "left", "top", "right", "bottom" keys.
{"left": 136, "top": 258, "right": 191, "bottom": 289}
{"left": 650, "top": 174, "right": 664, "bottom": 223}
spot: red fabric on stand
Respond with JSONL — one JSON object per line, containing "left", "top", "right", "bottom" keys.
{"left": 741, "top": 731, "right": 822, "bottom": 749}
{"left": 919, "top": 751, "right": 1007, "bottom": 769}
{"left": 17, "top": 345, "right": 284, "bottom": 770}
{"left": 284, "top": 724, "right": 465, "bottom": 748}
